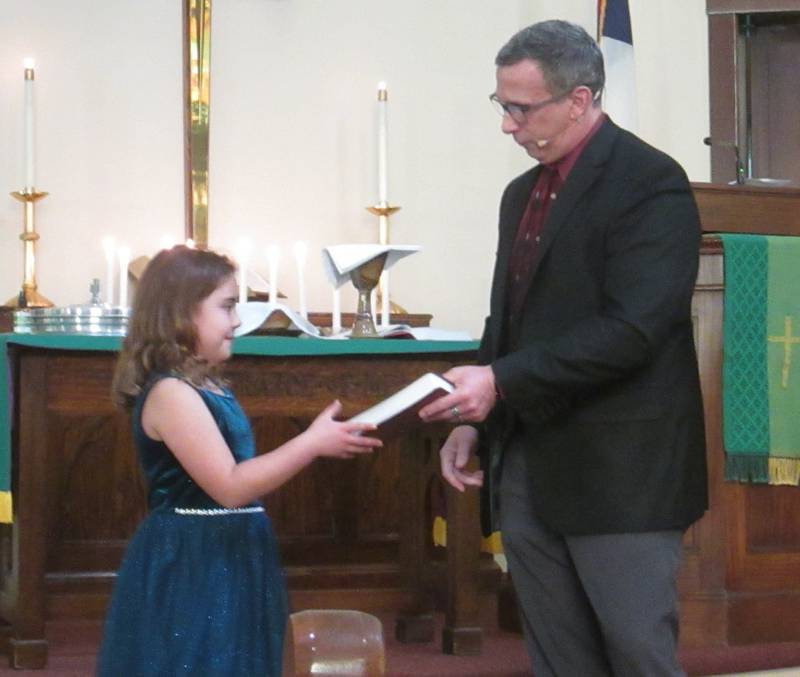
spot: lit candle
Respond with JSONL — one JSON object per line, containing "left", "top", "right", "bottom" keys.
{"left": 23, "top": 58, "right": 35, "bottom": 192}
{"left": 377, "top": 82, "right": 388, "bottom": 205}
{"left": 332, "top": 287, "right": 342, "bottom": 334}
{"left": 159, "top": 234, "right": 176, "bottom": 251}
{"left": 102, "top": 236, "right": 116, "bottom": 305}
{"left": 235, "top": 239, "right": 250, "bottom": 305}
{"left": 293, "top": 241, "right": 308, "bottom": 319}
{"left": 118, "top": 245, "right": 131, "bottom": 307}
{"left": 267, "top": 245, "right": 280, "bottom": 304}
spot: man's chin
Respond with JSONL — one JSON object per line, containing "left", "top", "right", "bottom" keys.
{"left": 523, "top": 144, "right": 545, "bottom": 160}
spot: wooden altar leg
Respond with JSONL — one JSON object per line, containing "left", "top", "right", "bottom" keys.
{"left": 441, "top": 458, "right": 483, "bottom": 655}
{"left": 5, "top": 354, "right": 49, "bottom": 668}
{"left": 395, "top": 432, "right": 435, "bottom": 644}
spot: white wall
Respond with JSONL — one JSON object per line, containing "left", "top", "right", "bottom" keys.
{"left": 0, "top": 0, "right": 709, "bottom": 338}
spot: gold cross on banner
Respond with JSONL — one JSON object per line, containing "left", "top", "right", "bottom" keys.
{"left": 767, "top": 315, "right": 800, "bottom": 389}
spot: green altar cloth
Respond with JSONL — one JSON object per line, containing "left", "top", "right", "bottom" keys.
{"left": 721, "top": 234, "right": 800, "bottom": 485}
{"left": 0, "top": 332, "right": 479, "bottom": 523}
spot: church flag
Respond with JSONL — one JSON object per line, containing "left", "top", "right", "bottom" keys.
{"left": 597, "top": 0, "right": 638, "bottom": 132}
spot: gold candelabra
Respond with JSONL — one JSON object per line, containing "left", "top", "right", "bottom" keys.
{"left": 5, "top": 189, "right": 52, "bottom": 308}
{"left": 366, "top": 202, "right": 406, "bottom": 314}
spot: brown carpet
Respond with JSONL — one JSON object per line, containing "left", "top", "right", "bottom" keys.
{"left": 0, "top": 609, "right": 532, "bottom": 677}
{"left": 2, "top": 606, "right": 800, "bottom": 676}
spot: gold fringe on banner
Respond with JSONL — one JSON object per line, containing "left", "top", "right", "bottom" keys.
{"left": 0, "top": 492, "right": 13, "bottom": 524}
{"left": 768, "top": 458, "right": 800, "bottom": 485}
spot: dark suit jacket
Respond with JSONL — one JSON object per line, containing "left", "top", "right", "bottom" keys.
{"left": 480, "top": 117, "right": 708, "bottom": 536}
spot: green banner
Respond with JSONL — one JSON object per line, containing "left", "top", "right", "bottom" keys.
{"left": 722, "top": 234, "right": 800, "bottom": 484}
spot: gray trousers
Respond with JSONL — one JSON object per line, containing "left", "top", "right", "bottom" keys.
{"left": 499, "top": 444, "right": 686, "bottom": 677}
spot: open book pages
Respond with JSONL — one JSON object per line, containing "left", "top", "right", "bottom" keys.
{"left": 234, "top": 302, "right": 320, "bottom": 337}
{"left": 331, "top": 325, "right": 472, "bottom": 341}
{"left": 349, "top": 372, "right": 454, "bottom": 440}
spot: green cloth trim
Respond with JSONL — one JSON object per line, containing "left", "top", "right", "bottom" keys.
{"left": 0, "top": 332, "right": 478, "bottom": 523}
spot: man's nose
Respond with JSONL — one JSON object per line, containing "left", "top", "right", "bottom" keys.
{"left": 501, "top": 114, "right": 519, "bottom": 134}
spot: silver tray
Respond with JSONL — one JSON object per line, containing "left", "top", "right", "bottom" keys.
{"left": 14, "top": 304, "right": 130, "bottom": 336}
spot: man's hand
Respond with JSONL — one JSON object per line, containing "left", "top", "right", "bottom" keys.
{"left": 419, "top": 365, "right": 497, "bottom": 425}
{"left": 439, "top": 425, "right": 483, "bottom": 492}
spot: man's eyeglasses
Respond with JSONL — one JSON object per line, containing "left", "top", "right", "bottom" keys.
{"left": 488, "top": 92, "right": 567, "bottom": 124}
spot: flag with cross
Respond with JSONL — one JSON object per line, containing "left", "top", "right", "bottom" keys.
{"left": 721, "top": 233, "right": 800, "bottom": 485}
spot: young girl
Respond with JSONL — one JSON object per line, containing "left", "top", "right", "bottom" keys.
{"left": 97, "top": 245, "right": 381, "bottom": 676}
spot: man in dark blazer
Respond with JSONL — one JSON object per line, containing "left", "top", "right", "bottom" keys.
{"left": 420, "top": 20, "right": 707, "bottom": 677}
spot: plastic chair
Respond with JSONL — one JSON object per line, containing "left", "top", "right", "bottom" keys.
{"left": 284, "top": 609, "right": 386, "bottom": 676}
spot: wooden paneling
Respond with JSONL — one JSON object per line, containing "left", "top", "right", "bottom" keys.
{"left": 0, "top": 346, "right": 499, "bottom": 667}
{"left": 708, "top": 1, "right": 800, "bottom": 14}
{"left": 708, "top": 14, "right": 740, "bottom": 184}
{"left": 693, "top": 182, "right": 800, "bottom": 234}
{"left": 691, "top": 185, "right": 800, "bottom": 646}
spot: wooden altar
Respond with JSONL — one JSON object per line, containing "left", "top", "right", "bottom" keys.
{"left": 0, "top": 335, "right": 499, "bottom": 669}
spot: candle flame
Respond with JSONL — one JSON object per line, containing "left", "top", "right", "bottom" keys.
{"left": 102, "top": 236, "right": 116, "bottom": 257}
{"left": 235, "top": 238, "right": 251, "bottom": 264}
{"left": 159, "top": 235, "right": 176, "bottom": 251}
{"left": 292, "top": 241, "right": 308, "bottom": 264}
{"left": 23, "top": 58, "right": 35, "bottom": 70}
{"left": 186, "top": 238, "right": 196, "bottom": 249}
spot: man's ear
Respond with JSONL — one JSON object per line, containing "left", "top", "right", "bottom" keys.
{"left": 569, "top": 86, "right": 595, "bottom": 119}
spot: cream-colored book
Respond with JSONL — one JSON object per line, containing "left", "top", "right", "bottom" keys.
{"left": 349, "top": 373, "right": 454, "bottom": 440}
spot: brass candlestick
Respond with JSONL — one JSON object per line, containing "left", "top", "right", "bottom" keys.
{"left": 365, "top": 202, "right": 406, "bottom": 314}
{"left": 5, "top": 189, "right": 52, "bottom": 308}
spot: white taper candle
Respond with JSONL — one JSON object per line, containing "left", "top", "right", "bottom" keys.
{"left": 23, "top": 58, "right": 35, "bottom": 191}
{"left": 293, "top": 241, "right": 308, "bottom": 318}
{"left": 118, "top": 245, "right": 131, "bottom": 307}
{"left": 235, "top": 239, "right": 250, "bottom": 304}
{"left": 380, "top": 272, "right": 390, "bottom": 328}
{"left": 377, "top": 82, "right": 388, "bottom": 205}
{"left": 102, "top": 236, "right": 116, "bottom": 305}
{"left": 267, "top": 245, "right": 280, "bottom": 304}
{"left": 332, "top": 287, "right": 342, "bottom": 334}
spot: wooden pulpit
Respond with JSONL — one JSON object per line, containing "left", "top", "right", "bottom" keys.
{"left": 678, "top": 182, "right": 800, "bottom": 646}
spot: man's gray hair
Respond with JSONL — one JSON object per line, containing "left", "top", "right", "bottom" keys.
{"left": 495, "top": 20, "right": 605, "bottom": 99}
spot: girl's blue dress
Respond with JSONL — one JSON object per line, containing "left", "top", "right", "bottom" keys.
{"left": 97, "top": 377, "right": 288, "bottom": 676}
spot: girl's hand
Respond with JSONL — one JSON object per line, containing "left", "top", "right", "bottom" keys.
{"left": 304, "top": 400, "right": 383, "bottom": 459}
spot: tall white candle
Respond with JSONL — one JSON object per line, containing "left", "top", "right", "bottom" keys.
{"left": 235, "top": 239, "right": 250, "bottom": 304}
{"left": 380, "top": 272, "right": 390, "bottom": 328}
{"left": 370, "top": 288, "right": 378, "bottom": 326}
{"left": 118, "top": 245, "right": 131, "bottom": 307}
{"left": 332, "top": 287, "right": 342, "bottom": 334}
{"left": 293, "top": 241, "right": 308, "bottom": 318}
{"left": 267, "top": 245, "right": 280, "bottom": 304}
{"left": 23, "top": 58, "right": 35, "bottom": 192}
{"left": 377, "top": 82, "right": 388, "bottom": 205}
{"left": 102, "top": 236, "right": 116, "bottom": 305}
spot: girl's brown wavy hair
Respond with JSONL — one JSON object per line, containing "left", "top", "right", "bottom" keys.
{"left": 112, "top": 245, "right": 237, "bottom": 409}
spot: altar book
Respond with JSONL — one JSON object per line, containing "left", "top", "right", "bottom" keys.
{"left": 349, "top": 372, "right": 454, "bottom": 440}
